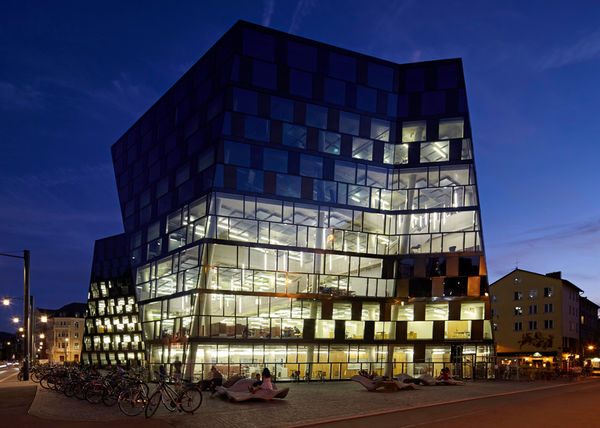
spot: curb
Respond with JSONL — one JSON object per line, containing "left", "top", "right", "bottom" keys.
{"left": 287, "top": 379, "right": 596, "bottom": 427}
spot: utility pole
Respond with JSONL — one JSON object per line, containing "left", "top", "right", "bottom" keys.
{"left": 23, "top": 250, "right": 30, "bottom": 380}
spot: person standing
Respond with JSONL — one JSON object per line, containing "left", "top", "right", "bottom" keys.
{"left": 208, "top": 366, "right": 223, "bottom": 396}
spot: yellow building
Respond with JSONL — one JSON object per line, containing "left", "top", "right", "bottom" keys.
{"left": 490, "top": 269, "right": 581, "bottom": 368}
{"left": 48, "top": 303, "right": 86, "bottom": 364}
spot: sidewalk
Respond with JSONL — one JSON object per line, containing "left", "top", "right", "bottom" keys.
{"left": 27, "top": 377, "right": 597, "bottom": 427}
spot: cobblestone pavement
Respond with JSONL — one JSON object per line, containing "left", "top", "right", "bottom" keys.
{"left": 28, "top": 378, "right": 596, "bottom": 427}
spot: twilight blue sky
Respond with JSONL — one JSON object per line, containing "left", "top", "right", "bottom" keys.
{"left": 1, "top": 1, "right": 600, "bottom": 332}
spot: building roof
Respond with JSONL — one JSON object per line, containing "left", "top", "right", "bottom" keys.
{"left": 490, "top": 268, "right": 584, "bottom": 293}
{"left": 52, "top": 302, "right": 87, "bottom": 318}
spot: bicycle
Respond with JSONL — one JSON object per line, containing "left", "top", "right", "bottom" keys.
{"left": 118, "top": 378, "right": 151, "bottom": 417}
{"left": 145, "top": 372, "right": 202, "bottom": 418}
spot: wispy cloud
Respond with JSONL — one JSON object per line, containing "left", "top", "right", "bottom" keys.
{"left": 495, "top": 216, "right": 600, "bottom": 248}
{"left": 262, "top": 0, "right": 275, "bottom": 27}
{"left": 0, "top": 81, "right": 44, "bottom": 110}
{"left": 288, "top": 0, "right": 315, "bottom": 34}
{"left": 538, "top": 27, "right": 600, "bottom": 70}
{"left": 38, "top": 72, "right": 158, "bottom": 120}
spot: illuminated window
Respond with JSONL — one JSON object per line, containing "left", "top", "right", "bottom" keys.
{"left": 345, "top": 321, "right": 364, "bottom": 340}
{"left": 362, "top": 302, "right": 380, "bottom": 321}
{"left": 514, "top": 306, "right": 523, "bottom": 316}
{"left": 315, "top": 320, "right": 335, "bottom": 339}
{"left": 332, "top": 302, "right": 352, "bottom": 320}
{"left": 402, "top": 121, "right": 426, "bottom": 142}
{"left": 420, "top": 141, "right": 449, "bottom": 163}
{"left": 394, "top": 304, "right": 414, "bottom": 321}
{"left": 438, "top": 118, "right": 464, "bottom": 139}
{"left": 425, "top": 303, "right": 449, "bottom": 320}
{"left": 445, "top": 321, "right": 471, "bottom": 339}
{"left": 407, "top": 321, "right": 433, "bottom": 340}
{"left": 375, "top": 321, "right": 396, "bottom": 340}
{"left": 460, "top": 302, "right": 485, "bottom": 320}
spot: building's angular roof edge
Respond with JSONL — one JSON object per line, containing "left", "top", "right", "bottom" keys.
{"left": 580, "top": 295, "right": 600, "bottom": 308}
{"left": 490, "top": 268, "right": 584, "bottom": 292}
{"left": 94, "top": 233, "right": 127, "bottom": 244}
{"left": 110, "top": 20, "right": 464, "bottom": 154}
{"left": 233, "top": 20, "right": 463, "bottom": 69}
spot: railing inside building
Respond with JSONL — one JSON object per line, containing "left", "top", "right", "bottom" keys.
{"left": 147, "top": 361, "right": 495, "bottom": 382}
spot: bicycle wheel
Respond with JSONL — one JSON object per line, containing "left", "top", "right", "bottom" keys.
{"left": 40, "top": 375, "right": 51, "bottom": 389}
{"left": 31, "top": 371, "right": 40, "bottom": 383}
{"left": 64, "top": 382, "right": 75, "bottom": 397}
{"left": 179, "top": 386, "right": 202, "bottom": 414}
{"left": 161, "top": 390, "right": 178, "bottom": 412}
{"left": 118, "top": 388, "right": 145, "bottom": 417}
{"left": 86, "top": 384, "right": 104, "bottom": 404}
{"left": 145, "top": 390, "right": 162, "bottom": 419}
{"left": 102, "top": 387, "right": 118, "bottom": 406}
{"left": 75, "top": 382, "right": 86, "bottom": 400}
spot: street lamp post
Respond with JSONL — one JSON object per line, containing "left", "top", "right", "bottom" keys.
{"left": 0, "top": 250, "right": 31, "bottom": 380}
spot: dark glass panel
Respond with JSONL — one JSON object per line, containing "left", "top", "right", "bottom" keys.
{"left": 242, "top": 29, "right": 275, "bottom": 62}
{"left": 324, "top": 78, "right": 345, "bottom": 105}
{"left": 356, "top": 85, "right": 377, "bottom": 112}
{"left": 443, "top": 277, "right": 468, "bottom": 297}
{"left": 224, "top": 141, "right": 251, "bottom": 167}
{"left": 409, "top": 278, "right": 432, "bottom": 297}
{"left": 270, "top": 96, "right": 294, "bottom": 122}
{"left": 237, "top": 168, "right": 264, "bottom": 193}
{"left": 437, "top": 64, "right": 458, "bottom": 89}
{"left": 263, "top": 148, "right": 288, "bottom": 173}
{"left": 289, "top": 69, "right": 313, "bottom": 98}
{"left": 306, "top": 104, "right": 328, "bottom": 129}
{"left": 367, "top": 63, "right": 393, "bottom": 91}
{"left": 328, "top": 52, "right": 356, "bottom": 82}
{"left": 421, "top": 91, "right": 446, "bottom": 116}
{"left": 276, "top": 174, "right": 301, "bottom": 198}
{"left": 287, "top": 41, "right": 317, "bottom": 72}
{"left": 233, "top": 88, "right": 257, "bottom": 115}
{"left": 300, "top": 154, "right": 323, "bottom": 179}
{"left": 252, "top": 60, "right": 277, "bottom": 90}
{"left": 244, "top": 116, "right": 270, "bottom": 142}
{"left": 405, "top": 68, "right": 425, "bottom": 92}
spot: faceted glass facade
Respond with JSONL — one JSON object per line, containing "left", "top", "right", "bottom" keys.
{"left": 82, "top": 234, "right": 145, "bottom": 365}
{"left": 102, "top": 21, "right": 493, "bottom": 380}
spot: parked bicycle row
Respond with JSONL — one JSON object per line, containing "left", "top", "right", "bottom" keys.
{"left": 31, "top": 363, "right": 202, "bottom": 418}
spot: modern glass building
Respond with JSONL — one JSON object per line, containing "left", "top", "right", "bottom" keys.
{"left": 91, "top": 21, "right": 494, "bottom": 380}
{"left": 82, "top": 234, "right": 145, "bottom": 366}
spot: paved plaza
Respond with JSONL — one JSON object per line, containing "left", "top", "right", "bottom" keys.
{"left": 24, "top": 377, "right": 596, "bottom": 427}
